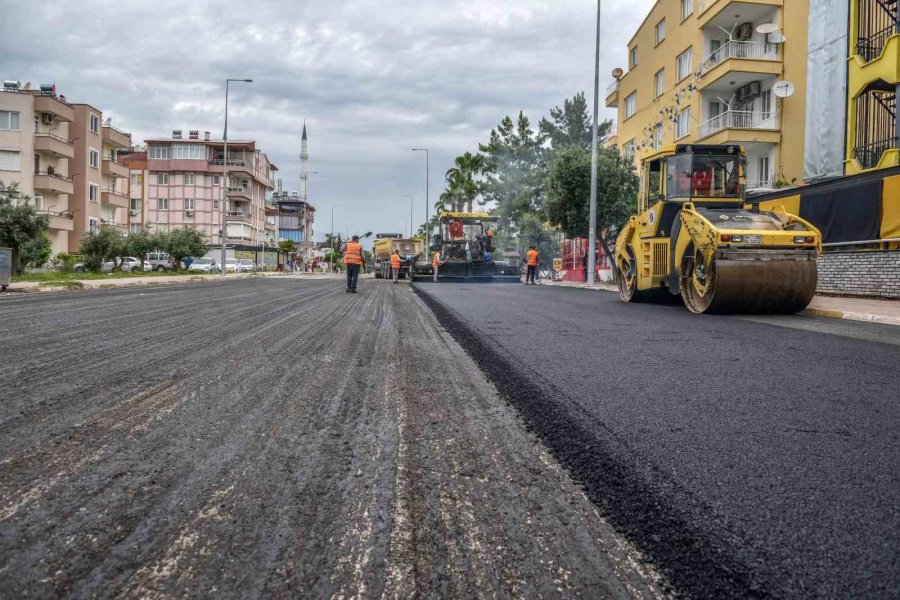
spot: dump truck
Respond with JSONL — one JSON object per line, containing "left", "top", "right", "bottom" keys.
{"left": 372, "top": 234, "right": 423, "bottom": 279}
{"left": 614, "top": 144, "right": 822, "bottom": 313}
{"left": 411, "top": 212, "right": 520, "bottom": 282}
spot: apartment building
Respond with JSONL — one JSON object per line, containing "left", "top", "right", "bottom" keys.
{"left": 144, "top": 130, "right": 277, "bottom": 246}
{"left": 607, "top": 0, "right": 808, "bottom": 192}
{"left": 0, "top": 82, "right": 75, "bottom": 255}
{"left": 119, "top": 149, "right": 149, "bottom": 233}
{"left": 846, "top": 0, "right": 898, "bottom": 174}
{"left": 272, "top": 186, "right": 316, "bottom": 249}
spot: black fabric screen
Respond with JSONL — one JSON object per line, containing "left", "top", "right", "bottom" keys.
{"left": 799, "top": 179, "right": 882, "bottom": 243}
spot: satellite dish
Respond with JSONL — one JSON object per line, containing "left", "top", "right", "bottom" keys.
{"left": 612, "top": 67, "right": 624, "bottom": 79}
{"left": 772, "top": 80, "right": 795, "bottom": 98}
{"left": 22, "top": 81, "right": 31, "bottom": 90}
{"left": 768, "top": 32, "right": 786, "bottom": 43}
{"left": 756, "top": 23, "right": 779, "bottom": 34}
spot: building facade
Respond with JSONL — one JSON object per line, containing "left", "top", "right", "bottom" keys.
{"left": 143, "top": 130, "right": 277, "bottom": 246}
{"left": 119, "top": 150, "right": 149, "bottom": 234}
{"left": 1, "top": 83, "right": 75, "bottom": 255}
{"left": 608, "top": 0, "right": 809, "bottom": 192}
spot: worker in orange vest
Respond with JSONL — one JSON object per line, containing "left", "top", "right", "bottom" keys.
{"left": 432, "top": 250, "right": 441, "bottom": 283}
{"left": 390, "top": 250, "right": 402, "bottom": 284}
{"left": 525, "top": 245, "right": 539, "bottom": 285}
{"left": 343, "top": 235, "right": 364, "bottom": 293}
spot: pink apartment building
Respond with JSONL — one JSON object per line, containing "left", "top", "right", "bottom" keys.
{"left": 144, "top": 130, "right": 277, "bottom": 246}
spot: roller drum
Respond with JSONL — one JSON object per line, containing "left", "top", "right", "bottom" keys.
{"left": 682, "top": 249, "right": 818, "bottom": 314}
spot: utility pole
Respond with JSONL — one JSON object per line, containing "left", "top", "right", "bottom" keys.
{"left": 587, "top": 0, "right": 601, "bottom": 286}
{"left": 412, "top": 148, "right": 429, "bottom": 260}
{"left": 330, "top": 205, "right": 341, "bottom": 273}
{"left": 221, "top": 78, "right": 252, "bottom": 277}
{"left": 402, "top": 194, "right": 413, "bottom": 238}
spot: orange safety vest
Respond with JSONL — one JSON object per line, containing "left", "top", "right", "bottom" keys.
{"left": 343, "top": 242, "right": 363, "bottom": 266}
{"left": 432, "top": 251, "right": 440, "bottom": 267}
{"left": 390, "top": 254, "right": 401, "bottom": 269}
{"left": 526, "top": 249, "right": 539, "bottom": 267}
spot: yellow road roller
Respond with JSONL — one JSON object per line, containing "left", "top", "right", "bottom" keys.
{"left": 614, "top": 144, "right": 821, "bottom": 314}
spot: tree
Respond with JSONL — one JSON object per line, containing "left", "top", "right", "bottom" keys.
{"left": 0, "top": 183, "right": 50, "bottom": 274}
{"left": 122, "top": 228, "right": 161, "bottom": 271}
{"left": 278, "top": 239, "right": 294, "bottom": 255}
{"left": 79, "top": 229, "right": 125, "bottom": 272}
{"left": 538, "top": 92, "right": 613, "bottom": 152}
{"left": 21, "top": 232, "right": 52, "bottom": 268}
{"left": 479, "top": 112, "right": 545, "bottom": 227}
{"left": 444, "top": 152, "right": 487, "bottom": 212}
{"left": 321, "top": 233, "right": 343, "bottom": 252}
{"left": 544, "top": 146, "right": 638, "bottom": 240}
{"left": 161, "top": 228, "right": 207, "bottom": 270}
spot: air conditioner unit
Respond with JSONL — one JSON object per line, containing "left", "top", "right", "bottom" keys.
{"left": 736, "top": 22, "right": 754, "bottom": 41}
{"left": 747, "top": 81, "right": 761, "bottom": 98}
{"left": 185, "top": 209, "right": 194, "bottom": 216}
{"left": 129, "top": 209, "right": 139, "bottom": 216}
{"left": 41, "top": 113, "right": 53, "bottom": 124}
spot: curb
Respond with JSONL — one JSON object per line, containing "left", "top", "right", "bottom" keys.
{"left": 801, "top": 307, "right": 900, "bottom": 327}
{"left": 6, "top": 272, "right": 290, "bottom": 295}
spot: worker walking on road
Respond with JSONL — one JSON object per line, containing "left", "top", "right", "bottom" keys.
{"left": 390, "top": 250, "right": 402, "bottom": 284}
{"left": 525, "top": 245, "right": 539, "bottom": 285}
{"left": 432, "top": 250, "right": 441, "bottom": 283}
{"left": 343, "top": 235, "right": 364, "bottom": 293}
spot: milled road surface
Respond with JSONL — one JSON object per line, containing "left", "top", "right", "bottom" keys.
{"left": 414, "top": 283, "right": 900, "bottom": 598}
{"left": 0, "top": 278, "right": 665, "bottom": 598}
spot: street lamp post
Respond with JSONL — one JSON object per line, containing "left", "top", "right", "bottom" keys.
{"left": 587, "top": 1, "right": 601, "bottom": 286}
{"left": 221, "top": 78, "right": 253, "bottom": 277}
{"left": 402, "top": 194, "right": 413, "bottom": 237}
{"left": 411, "top": 148, "right": 429, "bottom": 260}
{"left": 330, "top": 205, "right": 341, "bottom": 273}
{"left": 400, "top": 217, "right": 407, "bottom": 238}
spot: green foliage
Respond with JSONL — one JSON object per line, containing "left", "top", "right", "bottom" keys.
{"left": 0, "top": 182, "right": 50, "bottom": 274}
{"left": 161, "top": 228, "right": 207, "bottom": 269}
{"left": 321, "top": 233, "right": 344, "bottom": 252}
{"left": 51, "top": 252, "right": 78, "bottom": 273}
{"left": 21, "top": 232, "right": 52, "bottom": 268}
{"left": 122, "top": 229, "right": 160, "bottom": 270}
{"left": 545, "top": 146, "right": 638, "bottom": 239}
{"left": 79, "top": 229, "right": 125, "bottom": 272}
{"left": 278, "top": 239, "right": 294, "bottom": 255}
{"left": 516, "top": 212, "right": 560, "bottom": 266}
{"left": 443, "top": 152, "right": 487, "bottom": 213}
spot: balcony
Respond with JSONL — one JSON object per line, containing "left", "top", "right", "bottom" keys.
{"left": 209, "top": 158, "right": 253, "bottom": 176}
{"left": 34, "top": 133, "right": 74, "bottom": 159}
{"left": 698, "top": 109, "right": 780, "bottom": 139}
{"left": 226, "top": 212, "right": 252, "bottom": 224}
{"left": 227, "top": 187, "right": 253, "bottom": 202}
{"left": 102, "top": 124, "right": 131, "bottom": 148}
{"left": 699, "top": 41, "right": 781, "bottom": 88}
{"left": 102, "top": 188, "right": 129, "bottom": 208}
{"left": 38, "top": 209, "right": 75, "bottom": 232}
{"left": 851, "top": 83, "right": 897, "bottom": 171}
{"left": 34, "top": 172, "right": 74, "bottom": 195}
{"left": 605, "top": 79, "right": 619, "bottom": 108}
{"left": 102, "top": 158, "right": 129, "bottom": 179}
{"left": 698, "top": 0, "right": 783, "bottom": 27}
{"left": 33, "top": 95, "right": 74, "bottom": 122}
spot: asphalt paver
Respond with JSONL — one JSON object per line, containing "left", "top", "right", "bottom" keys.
{"left": 0, "top": 278, "right": 665, "bottom": 598}
{"left": 414, "top": 282, "right": 900, "bottom": 599}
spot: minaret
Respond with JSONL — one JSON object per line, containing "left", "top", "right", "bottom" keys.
{"left": 300, "top": 121, "right": 309, "bottom": 202}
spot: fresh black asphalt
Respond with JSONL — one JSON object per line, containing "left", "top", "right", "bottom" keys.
{"left": 414, "top": 282, "right": 900, "bottom": 598}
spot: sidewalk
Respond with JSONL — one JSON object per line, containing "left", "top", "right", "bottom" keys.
{"left": 6, "top": 271, "right": 295, "bottom": 294}
{"left": 540, "top": 279, "right": 900, "bottom": 327}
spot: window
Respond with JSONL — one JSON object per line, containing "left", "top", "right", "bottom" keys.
{"left": 654, "top": 69, "right": 665, "bottom": 99}
{"left": 89, "top": 218, "right": 100, "bottom": 233}
{"left": 130, "top": 173, "right": 143, "bottom": 187}
{"left": 90, "top": 114, "right": 100, "bottom": 133}
{"left": 675, "top": 107, "right": 691, "bottom": 139}
{"left": 158, "top": 198, "right": 169, "bottom": 210}
{"left": 629, "top": 47, "right": 638, "bottom": 69}
{"left": 171, "top": 144, "right": 206, "bottom": 160}
{"left": 33, "top": 195, "right": 44, "bottom": 210}
{"left": 213, "top": 199, "right": 220, "bottom": 209}
{"left": 130, "top": 198, "right": 141, "bottom": 211}
{"left": 130, "top": 223, "right": 142, "bottom": 234}
{"left": 89, "top": 184, "right": 99, "bottom": 203}
{"left": 212, "top": 175, "right": 221, "bottom": 186}
{"left": 89, "top": 148, "right": 99, "bottom": 169}
{"left": 157, "top": 173, "right": 169, "bottom": 185}
{"left": 184, "top": 198, "right": 195, "bottom": 210}
{"left": 149, "top": 146, "right": 170, "bottom": 159}
{"left": 758, "top": 155, "right": 771, "bottom": 186}
{"left": 184, "top": 173, "right": 195, "bottom": 185}
{"left": 0, "top": 111, "right": 20, "bottom": 130}
{"left": 760, "top": 89, "right": 773, "bottom": 120}
{"left": 623, "top": 140, "right": 636, "bottom": 160}
{"left": 655, "top": 19, "right": 666, "bottom": 44}
{"left": 681, "top": 0, "right": 693, "bottom": 20}
{"left": 0, "top": 150, "right": 21, "bottom": 171}
{"left": 624, "top": 92, "right": 637, "bottom": 118}
{"left": 652, "top": 124, "right": 663, "bottom": 149}
{"left": 157, "top": 223, "right": 169, "bottom": 234}
{"left": 677, "top": 47, "right": 693, "bottom": 81}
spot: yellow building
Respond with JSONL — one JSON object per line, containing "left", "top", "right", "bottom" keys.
{"left": 608, "top": 0, "right": 808, "bottom": 192}
{"left": 846, "top": 0, "right": 899, "bottom": 174}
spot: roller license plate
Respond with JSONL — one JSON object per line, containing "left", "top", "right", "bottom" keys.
{"left": 745, "top": 235, "right": 762, "bottom": 245}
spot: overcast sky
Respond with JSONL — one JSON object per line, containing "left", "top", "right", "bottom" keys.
{"left": 4, "top": 0, "right": 654, "bottom": 241}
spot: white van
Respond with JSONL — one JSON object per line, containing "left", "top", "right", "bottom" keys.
{"left": 146, "top": 252, "right": 172, "bottom": 271}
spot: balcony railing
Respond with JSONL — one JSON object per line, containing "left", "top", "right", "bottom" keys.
{"left": 606, "top": 80, "right": 619, "bottom": 95}
{"left": 747, "top": 174, "right": 775, "bottom": 191}
{"left": 38, "top": 208, "right": 74, "bottom": 219}
{"left": 854, "top": 87, "right": 896, "bottom": 169}
{"left": 701, "top": 41, "right": 779, "bottom": 74}
{"left": 34, "top": 171, "right": 73, "bottom": 182}
{"left": 698, "top": 110, "right": 780, "bottom": 137}
{"left": 855, "top": 138, "right": 897, "bottom": 170}
{"left": 856, "top": 0, "right": 899, "bottom": 62}
{"left": 34, "top": 132, "right": 72, "bottom": 145}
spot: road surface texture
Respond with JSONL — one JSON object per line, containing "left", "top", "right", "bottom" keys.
{"left": 0, "top": 278, "right": 666, "bottom": 598}
{"left": 414, "top": 282, "right": 900, "bottom": 599}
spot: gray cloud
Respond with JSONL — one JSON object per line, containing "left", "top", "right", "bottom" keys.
{"left": 3, "top": 0, "right": 653, "bottom": 239}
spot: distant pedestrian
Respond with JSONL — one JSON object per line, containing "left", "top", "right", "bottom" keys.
{"left": 432, "top": 250, "right": 441, "bottom": 283}
{"left": 525, "top": 246, "right": 539, "bottom": 285}
{"left": 390, "top": 250, "right": 402, "bottom": 283}
{"left": 343, "top": 235, "right": 364, "bottom": 293}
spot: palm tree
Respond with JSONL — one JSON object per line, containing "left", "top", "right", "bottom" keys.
{"left": 444, "top": 152, "right": 487, "bottom": 212}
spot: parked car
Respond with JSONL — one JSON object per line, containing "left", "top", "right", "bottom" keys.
{"left": 187, "top": 257, "right": 218, "bottom": 273}
{"left": 74, "top": 256, "right": 142, "bottom": 273}
{"left": 121, "top": 257, "right": 151, "bottom": 272}
{"left": 238, "top": 259, "right": 255, "bottom": 273}
{"left": 223, "top": 258, "right": 240, "bottom": 273}
{"left": 146, "top": 252, "right": 173, "bottom": 271}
